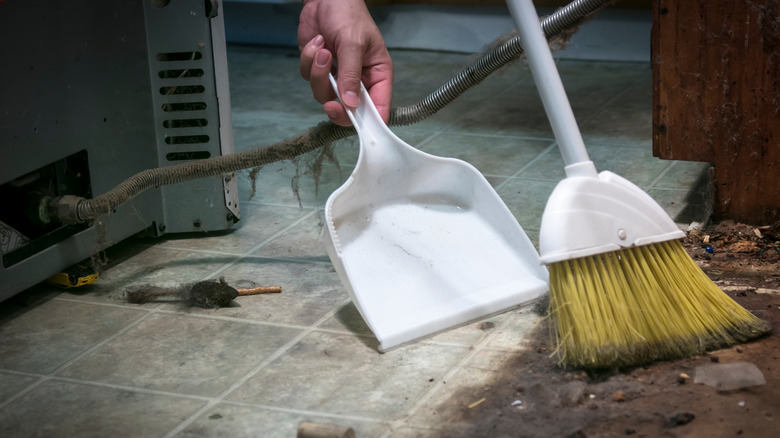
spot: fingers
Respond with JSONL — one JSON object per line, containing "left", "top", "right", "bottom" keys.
{"left": 323, "top": 101, "right": 352, "bottom": 127}
{"left": 309, "top": 48, "right": 335, "bottom": 104}
{"left": 366, "top": 76, "right": 393, "bottom": 124}
{"left": 301, "top": 35, "right": 338, "bottom": 106}
{"left": 300, "top": 36, "right": 350, "bottom": 126}
{"left": 299, "top": 33, "right": 393, "bottom": 127}
{"left": 299, "top": 35, "right": 324, "bottom": 81}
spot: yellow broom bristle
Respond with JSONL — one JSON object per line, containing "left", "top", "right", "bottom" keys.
{"left": 548, "top": 239, "right": 771, "bottom": 369}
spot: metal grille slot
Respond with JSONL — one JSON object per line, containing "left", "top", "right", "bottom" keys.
{"left": 166, "top": 151, "right": 211, "bottom": 161}
{"left": 163, "top": 119, "right": 208, "bottom": 128}
{"left": 159, "top": 85, "right": 205, "bottom": 95}
{"left": 162, "top": 102, "right": 207, "bottom": 112}
{"left": 156, "top": 51, "right": 202, "bottom": 61}
{"left": 158, "top": 68, "right": 204, "bottom": 79}
{"left": 164, "top": 134, "right": 210, "bottom": 145}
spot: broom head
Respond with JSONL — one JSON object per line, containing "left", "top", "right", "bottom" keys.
{"left": 540, "top": 168, "right": 770, "bottom": 368}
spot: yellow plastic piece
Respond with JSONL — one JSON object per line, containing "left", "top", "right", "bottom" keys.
{"left": 48, "top": 265, "right": 99, "bottom": 288}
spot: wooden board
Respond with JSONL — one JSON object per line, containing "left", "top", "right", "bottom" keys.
{"left": 652, "top": 0, "right": 780, "bottom": 224}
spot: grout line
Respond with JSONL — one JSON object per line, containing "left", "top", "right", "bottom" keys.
{"left": 199, "top": 209, "right": 319, "bottom": 281}
{"left": 490, "top": 78, "right": 637, "bottom": 192}
{"left": 118, "top": 242, "right": 248, "bottom": 259}
{"left": 50, "top": 375, "right": 214, "bottom": 402}
{"left": 645, "top": 186, "right": 697, "bottom": 193}
{"left": 51, "top": 311, "right": 154, "bottom": 374}
{"left": 380, "top": 311, "right": 543, "bottom": 437}
{"left": 218, "top": 398, "right": 390, "bottom": 424}
{"left": 494, "top": 142, "right": 558, "bottom": 191}
{"left": 0, "top": 310, "right": 154, "bottom": 411}
{"left": 238, "top": 198, "right": 329, "bottom": 209}
{"left": 435, "top": 131, "right": 557, "bottom": 143}
{"left": 235, "top": 201, "right": 321, "bottom": 209}
{"left": 161, "top": 297, "right": 353, "bottom": 438}
{"left": 0, "top": 373, "right": 393, "bottom": 428}
{"left": 411, "top": 130, "right": 443, "bottom": 149}
{"left": 646, "top": 160, "right": 677, "bottom": 189}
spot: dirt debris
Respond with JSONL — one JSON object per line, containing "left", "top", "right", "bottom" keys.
{"left": 685, "top": 220, "right": 780, "bottom": 269}
{"left": 425, "top": 221, "right": 780, "bottom": 438}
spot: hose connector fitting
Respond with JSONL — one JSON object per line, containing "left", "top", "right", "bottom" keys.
{"left": 47, "top": 195, "right": 85, "bottom": 224}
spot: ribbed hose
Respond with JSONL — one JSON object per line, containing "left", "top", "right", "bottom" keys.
{"left": 391, "top": 0, "right": 613, "bottom": 125}
{"left": 61, "top": 0, "right": 611, "bottom": 223}
{"left": 69, "top": 122, "right": 353, "bottom": 221}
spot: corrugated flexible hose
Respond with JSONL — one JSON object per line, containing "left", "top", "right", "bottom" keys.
{"left": 53, "top": 0, "right": 612, "bottom": 223}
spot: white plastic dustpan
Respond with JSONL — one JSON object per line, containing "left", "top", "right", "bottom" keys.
{"left": 323, "top": 74, "right": 548, "bottom": 352}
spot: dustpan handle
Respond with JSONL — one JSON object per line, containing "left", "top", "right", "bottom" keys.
{"left": 328, "top": 73, "right": 385, "bottom": 140}
{"left": 506, "top": 0, "right": 597, "bottom": 178}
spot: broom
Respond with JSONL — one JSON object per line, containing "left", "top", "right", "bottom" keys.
{"left": 507, "top": 0, "right": 770, "bottom": 368}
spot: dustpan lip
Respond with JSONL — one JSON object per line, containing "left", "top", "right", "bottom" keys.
{"left": 374, "top": 277, "right": 549, "bottom": 352}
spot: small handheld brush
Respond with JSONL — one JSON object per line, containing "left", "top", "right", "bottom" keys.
{"left": 507, "top": 0, "right": 770, "bottom": 368}
{"left": 126, "top": 278, "right": 281, "bottom": 309}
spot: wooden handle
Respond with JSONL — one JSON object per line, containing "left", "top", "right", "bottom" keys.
{"left": 297, "top": 422, "right": 354, "bottom": 438}
{"left": 236, "top": 286, "right": 281, "bottom": 296}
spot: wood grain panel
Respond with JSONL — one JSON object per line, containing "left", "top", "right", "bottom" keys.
{"left": 653, "top": 0, "right": 779, "bottom": 224}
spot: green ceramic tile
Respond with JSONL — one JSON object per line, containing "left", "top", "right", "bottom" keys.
{"left": 653, "top": 160, "right": 711, "bottom": 190}
{"left": 153, "top": 203, "right": 311, "bottom": 255}
{"left": 0, "top": 380, "right": 205, "bottom": 438}
{"left": 247, "top": 210, "right": 329, "bottom": 260}
{"left": 0, "top": 299, "right": 144, "bottom": 374}
{"left": 588, "top": 144, "right": 672, "bottom": 187}
{"left": 59, "top": 313, "right": 301, "bottom": 397}
{"left": 424, "top": 313, "right": 509, "bottom": 347}
{"left": 496, "top": 179, "right": 558, "bottom": 231}
{"left": 227, "top": 48, "right": 324, "bottom": 123}
{"left": 179, "top": 403, "right": 389, "bottom": 438}
{"left": 419, "top": 133, "right": 552, "bottom": 177}
{"left": 0, "top": 372, "right": 38, "bottom": 404}
{"left": 386, "top": 426, "right": 449, "bottom": 438}
{"left": 231, "top": 117, "right": 324, "bottom": 153}
{"left": 510, "top": 147, "right": 566, "bottom": 182}
{"left": 557, "top": 60, "right": 649, "bottom": 111}
{"left": 317, "top": 301, "right": 374, "bottom": 336}
{"left": 609, "top": 79, "right": 653, "bottom": 111}
{"left": 319, "top": 301, "right": 512, "bottom": 348}
{"left": 580, "top": 106, "right": 653, "bottom": 148}
{"left": 452, "top": 87, "right": 555, "bottom": 139}
{"left": 227, "top": 331, "right": 468, "bottom": 418}
{"left": 482, "top": 305, "right": 543, "bottom": 350}
{"left": 646, "top": 188, "right": 711, "bottom": 226}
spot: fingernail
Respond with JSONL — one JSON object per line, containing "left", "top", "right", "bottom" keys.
{"left": 324, "top": 107, "right": 338, "bottom": 120}
{"left": 315, "top": 50, "right": 329, "bottom": 67}
{"left": 313, "top": 35, "right": 324, "bottom": 47}
{"left": 342, "top": 91, "right": 359, "bottom": 108}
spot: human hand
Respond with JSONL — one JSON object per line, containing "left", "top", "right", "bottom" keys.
{"left": 298, "top": 0, "right": 393, "bottom": 126}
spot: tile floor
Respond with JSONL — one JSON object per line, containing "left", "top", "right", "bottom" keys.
{"left": 0, "top": 45, "right": 711, "bottom": 437}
